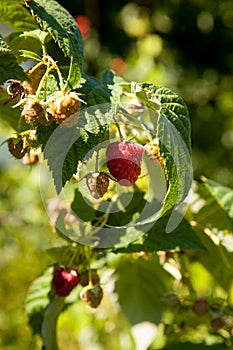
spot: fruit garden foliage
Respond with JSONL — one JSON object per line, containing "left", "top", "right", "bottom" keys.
{"left": 1, "top": 1, "right": 233, "bottom": 349}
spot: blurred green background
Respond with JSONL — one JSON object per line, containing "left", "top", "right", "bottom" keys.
{"left": 0, "top": 0, "right": 233, "bottom": 349}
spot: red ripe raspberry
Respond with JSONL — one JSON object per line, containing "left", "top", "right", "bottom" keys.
{"left": 52, "top": 266, "right": 80, "bottom": 297}
{"left": 106, "top": 140, "right": 143, "bottom": 186}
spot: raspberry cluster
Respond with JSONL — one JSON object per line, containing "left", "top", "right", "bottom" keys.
{"left": 52, "top": 266, "right": 103, "bottom": 308}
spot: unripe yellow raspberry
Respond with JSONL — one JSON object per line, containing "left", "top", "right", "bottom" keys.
{"left": 46, "top": 92, "right": 83, "bottom": 125}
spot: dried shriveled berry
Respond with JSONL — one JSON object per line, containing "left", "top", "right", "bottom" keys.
{"left": 86, "top": 172, "right": 109, "bottom": 199}
{"left": 52, "top": 266, "right": 80, "bottom": 297}
{"left": 96, "top": 172, "right": 110, "bottom": 197}
{"left": 4, "top": 79, "right": 28, "bottom": 105}
{"left": 22, "top": 99, "right": 51, "bottom": 126}
{"left": 106, "top": 140, "right": 143, "bottom": 186}
{"left": 7, "top": 138, "right": 28, "bottom": 159}
{"left": 80, "top": 284, "right": 103, "bottom": 308}
{"left": 46, "top": 92, "right": 83, "bottom": 124}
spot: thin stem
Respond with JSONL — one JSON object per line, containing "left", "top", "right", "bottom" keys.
{"left": 113, "top": 115, "right": 123, "bottom": 139}
{"left": 88, "top": 266, "right": 93, "bottom": 288}
{"left": 28, "top": 61, "right": 44, "bottom": 75}
{"left": 95, "top": 150, "right": 99, "bottom": 172}
{"left": 44, "top": 55, "right": 65, "bottom": 95}
{"left": 41, "top": 32, "right": 49, "bottom": 57}
{"left": 35, "top": 65, "right": 55, "bottom": 101}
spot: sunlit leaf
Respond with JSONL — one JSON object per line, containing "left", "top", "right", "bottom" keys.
{"left": 25, "top": 267, "right": 52, "bottom": 335}
{"left": 18, "top": 49, "right": 41, "bottom": 61}
{"left": 115, "top": 217, "right": 205, "bottom": 253}
{"left": 24, "top": 0, "right": 84, "bottom": 72}
{"left": 115, "top": 255, "right": 172, "bottom": 325}
{"left": 192, "top": 227, "right": 233, "bottom": 291}
{"left": 0, "top": 0, "right": 37, "bottom": 31}
{"left": 193, "top": 180, "right": 232, "bottom": 232}
{"left": 201, "top": 177, "right": 233, "bottom": 228}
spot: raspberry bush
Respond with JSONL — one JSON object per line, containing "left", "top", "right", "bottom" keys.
{"left": 0, "top": 1, "right": 233, "bottom": 349}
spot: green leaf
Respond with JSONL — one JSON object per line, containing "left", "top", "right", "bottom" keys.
{"left": 144, "top": 217, "right": 205, "bottom": 251}
{"left": 42, "top": 125, "right": 79, "bottom": 192}
{"left": 24, "top": 0, "right": 84, "bottom": 72}
{"left": 158, "top": 112, "right": 192, "bottom": 224}
{"left": 18, "top": 28, "right": 50, "bottom": 42}
{"left": 18, "top": 49, "right": 41, "bottom": 61}
{"left": 71, "top": 189, "right": 96, "bottom": 222}
{"left": 79, "top": 73, "right": 102, "bottom": 95}
{"left": 86, "top": 86, "right": 111, "bottom": 106}
{"left": 5, "top": 30, "right": 43, "bottom": 63}
{"left": 46, "top": 244, "right": 85, "bottom": 266}
{"left": 201, "top": 177, "right": 233, "bottom": 228}
{"left": 61, "top": 123, "right": 109, "bottom": 189}
{"left": 115, "top": 255, "right": 172, "bottom": 325}
{"left": 25, "top": 267, "right": 52, "bottom": 335}
{"left": 5, "top": 29, "right": 51, "bottom": 60}
{"left": 64, "top": 57, "right": 83, "bottom": 91}
{"left": 25, "top": 266, "right": 73, "bottom": 348}
{"left": 101, "top": 69, "right": 115, "bottom": 85}
{"left": 43, "top": 107, "right": 111, "bottom": 192}
{"left": 147, "top": 85, "right": 192, "bottom": 222}
{"left": 138, "top": 84, "right": 191, "bottom": 152}
{"left": 36, "top": 123, "right": 57, "bottom": 150}
{"left": 121, "top": 83, "right": 192, "bottom": 229}
{"left": 115, "top": 217, "right": 205, "bottom": 253}
{"left": 193, "top": 180, "right": 232, "bottom": 232}
{"left": 106, "top": 189, "right": 147, "bottom": 226}
{"left": 0, "top": 0, "right": 37, "bottom": 31}
{"left": 192, "top": 227, "right": 233, "bottom": 291}
{"left": 0, "top": 36, "right": 29, "bottom": 84}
